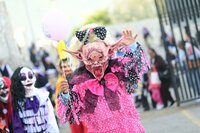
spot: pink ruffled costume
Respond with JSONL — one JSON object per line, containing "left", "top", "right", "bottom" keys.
{"left": 57, "top": 43, "right": 149, "bottom": 133}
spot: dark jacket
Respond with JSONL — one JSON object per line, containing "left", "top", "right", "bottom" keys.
{"left": 151, "top": 55, "right": 170, "bottom": 82}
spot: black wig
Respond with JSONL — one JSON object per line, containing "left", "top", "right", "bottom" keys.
{"left": 11, "top": 67, "right": 26, "bottom": 111}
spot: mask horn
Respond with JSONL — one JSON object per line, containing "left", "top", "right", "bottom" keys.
{"left": 63, "top": 48, "right": 83, "bottom": 60}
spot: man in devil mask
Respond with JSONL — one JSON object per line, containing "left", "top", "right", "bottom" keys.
{"left": 56, "top": 24, "right": 150, "bottom": 133}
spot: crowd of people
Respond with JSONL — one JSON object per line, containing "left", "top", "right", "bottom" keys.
{"left": 0, "top": 24, "right": 200, "bottom": 133}
{"left": 134, "top": 27, "right": 200, "bottom": 111}
{"left": 0, "top": 24, "right": 149, "bottom": 133}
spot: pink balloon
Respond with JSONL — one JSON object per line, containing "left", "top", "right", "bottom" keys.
{"left": 42, "top": 10, "right": 70, "bottom": 41}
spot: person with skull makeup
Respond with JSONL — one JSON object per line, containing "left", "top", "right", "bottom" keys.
{"left": 11, "top": 67, "right": 59, "bottom": 133}
{"left": 57, "top": 24, "right": 149, "bottom": 133}
{"left": 0, "top": 76, "right": 12, "bottom": 133}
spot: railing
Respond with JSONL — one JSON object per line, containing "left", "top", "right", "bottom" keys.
{"left": 155, "top": 0, "right": 200, "bottom": 105}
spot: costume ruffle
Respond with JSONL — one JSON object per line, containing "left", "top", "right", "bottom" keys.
{"left": 57, "top": 82, "right": 145, "bottom": 132}
{"left": 115, "top": 42, "right": 150, "bottom": 93}
{"left": 57, "top": 91, "right": 82, "bottom": 124}
{"left": 17, "top": 89, "right": 50, "bottom": 133}
{"left": 57, "top": 97, "right": 68, "bottom": 124}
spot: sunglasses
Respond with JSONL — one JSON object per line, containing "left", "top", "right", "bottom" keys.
{"left": 19, "top": 72, "right": 34, "bottom": 81}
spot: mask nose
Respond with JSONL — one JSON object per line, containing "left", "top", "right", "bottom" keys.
{"left": 90, "top": 52, "right": 102, "bottom": 62}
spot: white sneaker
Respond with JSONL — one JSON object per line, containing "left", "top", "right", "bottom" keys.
{"left": 156, "top": 103, "right": 164, "bottom": 110}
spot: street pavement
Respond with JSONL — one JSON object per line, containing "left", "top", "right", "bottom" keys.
{"left": 59, "top": 101, "right": 200, "bottom": 133}
{"left": 142, "top": 101, "right": 200, "bottom": 133}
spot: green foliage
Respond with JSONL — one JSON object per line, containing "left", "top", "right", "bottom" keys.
{"left": 83, "top": 9, "right": 112, "bottom": 25}
{"left": 110, "top": 0, "right": 156, "bottom": 23}
{"left": 78, "top": 0, "right": 156, "bottom": 27}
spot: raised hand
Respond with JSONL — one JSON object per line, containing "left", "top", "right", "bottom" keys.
{"left": 60, "top": 80, "right": 69, "bottom": 94}
{"left": 120, "top": 30, "right": 137, "bottom": 46}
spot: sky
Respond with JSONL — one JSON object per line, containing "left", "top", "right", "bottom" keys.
{"left": 4, "top": 0, "right": 111, "bottom": 44}
{"left": 5, "top": 0, "right": 111, "bottom": 29}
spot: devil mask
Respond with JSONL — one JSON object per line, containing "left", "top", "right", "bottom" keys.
{"left": 65, "top": 25, "right": 115, "bottom": 80}
{"left": 80, "top": 40, "right": 110, "bottom": 80}
{"left": 65, "top": 24, "right": 137, "bottom": 81}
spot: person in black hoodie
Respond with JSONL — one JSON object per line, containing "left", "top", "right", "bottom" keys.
{"left": 149, "top": 48, "right": 175, "bottom": 108}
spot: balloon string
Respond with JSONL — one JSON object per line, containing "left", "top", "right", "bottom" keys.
{"left": 61, "top": 60, "right": 68, "bottom": 93}
{"left": 62, "top": 60, "right": 66, "bottom": 79}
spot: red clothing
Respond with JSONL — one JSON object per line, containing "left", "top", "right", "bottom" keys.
{"left": 0, "top": 77, "right": 12, "bottom": 131}
{"left": 70, "top": 122, "right": 88, "bottom": 133}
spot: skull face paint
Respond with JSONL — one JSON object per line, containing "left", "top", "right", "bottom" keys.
{"left": 19, "top": 67, "right": 36, "bottom": 90}
{"left": 0, "top": 78, "right": 9, "bottom": 103}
